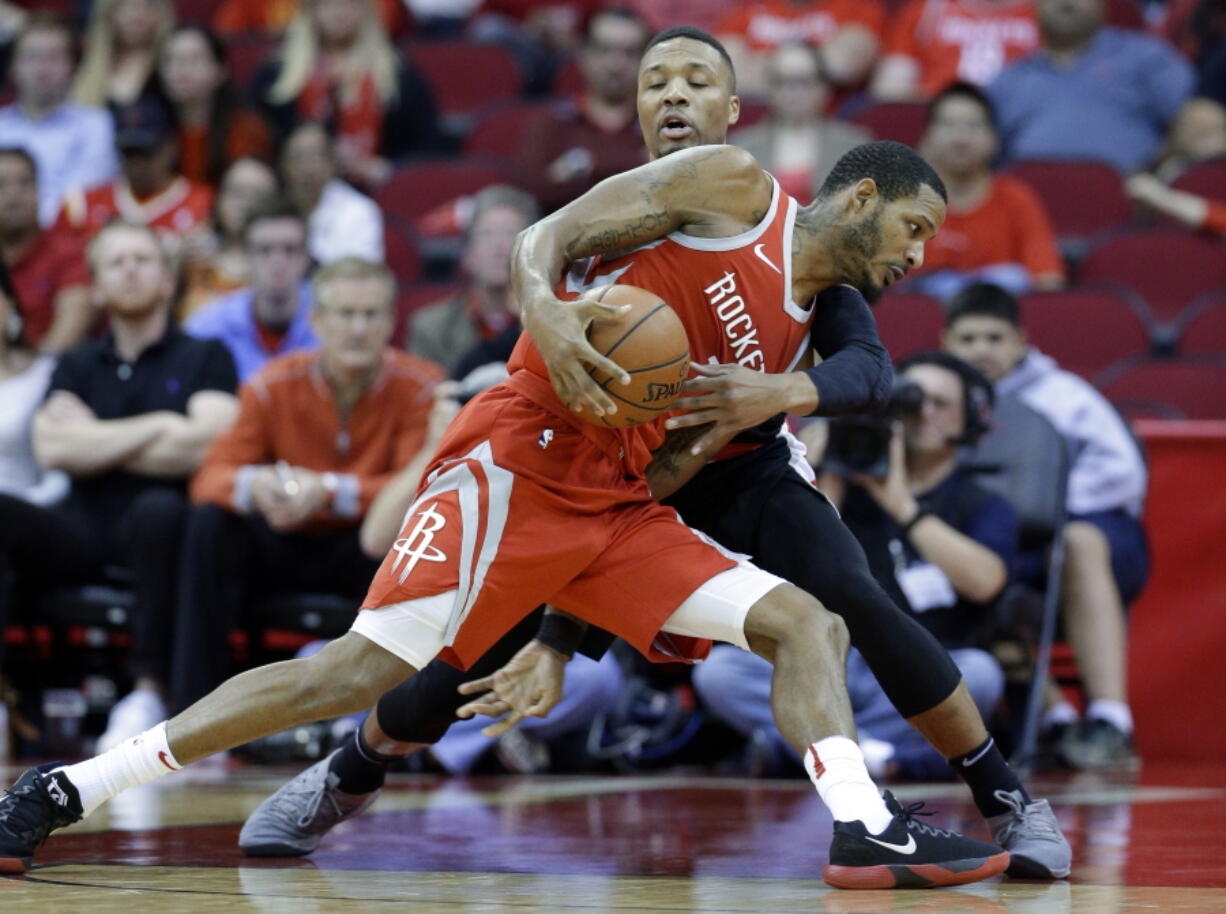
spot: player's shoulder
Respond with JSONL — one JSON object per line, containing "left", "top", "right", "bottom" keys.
{"left": 655, "top": 144, "right": 764, "bottom": 184}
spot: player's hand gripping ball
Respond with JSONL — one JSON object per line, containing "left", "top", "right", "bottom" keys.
{"left": 572, "top": 284, "right": 691, "bottom": 429}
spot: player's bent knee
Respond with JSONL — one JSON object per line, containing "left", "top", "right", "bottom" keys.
{"left": 743, "top": 583, "right": 839, "bottom": 651}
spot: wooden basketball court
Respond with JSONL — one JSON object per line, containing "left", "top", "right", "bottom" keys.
{"left": 3, "top": 761, "right": 1224, "bottom": 911}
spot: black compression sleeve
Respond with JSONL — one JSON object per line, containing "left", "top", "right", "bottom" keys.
{"left": 802, "top": 285, "right": 894, "bottom": 417}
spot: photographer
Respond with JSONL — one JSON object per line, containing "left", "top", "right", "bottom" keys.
{"left": 693, "top": 351, "right": 1019, "bottom": 779}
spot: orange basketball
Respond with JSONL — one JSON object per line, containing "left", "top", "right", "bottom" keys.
{"left": 573, "top": 284, "right": 691, "bottom": 429}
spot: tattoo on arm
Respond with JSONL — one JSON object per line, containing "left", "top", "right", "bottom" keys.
{"left": 567, "top": 209, "right": 671, "bottom": 258}
{"left": 646, "top": 423, "right": 714, "bottom": 481}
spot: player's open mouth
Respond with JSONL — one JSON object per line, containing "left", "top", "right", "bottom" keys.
{"left": 660, "top": 116, "right": 694, "bottom": 140}
{"left": 883, "top": 264, "right": 906, "bottom": 286}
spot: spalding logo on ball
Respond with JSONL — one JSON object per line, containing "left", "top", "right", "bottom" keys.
{"left": 572, "top": 284, "right": 691, "bottom": 429}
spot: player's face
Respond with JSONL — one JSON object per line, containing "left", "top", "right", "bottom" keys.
{"left": 0, "top": 156, "right": 39, "bottom": 234}
{"left": 313, "top": 276, "right": 395, "bottom": 374}
{"left": 638, "top": 38, "right": 740, "bottom": 159}
{"left": 91, "top": 227, "right": 173, "bottom": 317}
{"left": 901, "top": 364, "right": 965, "bottom": 455}
{"left": 834, "top": 182, "right": 946, "bottom": 304}
{"left": 942, "top": 315, "right": 1026, "bottom": 383}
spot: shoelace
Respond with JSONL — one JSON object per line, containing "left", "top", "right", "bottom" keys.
{"left": 993, "top": 790, "right": 1063, "bottom": 842}
{"left": 271, "top": 768, "right": 342, "bottom": 830}
{"left": 0, "top": 782, "right": 61, "bottom": 845}
{"left": 896, "top": 800, "right": 958, "bottom": 839}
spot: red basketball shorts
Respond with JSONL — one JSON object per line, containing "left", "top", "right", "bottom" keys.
{"left": 351, "top": 382, "right": 786, "bottom": 670}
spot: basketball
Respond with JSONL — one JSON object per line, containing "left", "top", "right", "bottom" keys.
{"left": 573, "top": 284, "right": 691, "bottom": 429}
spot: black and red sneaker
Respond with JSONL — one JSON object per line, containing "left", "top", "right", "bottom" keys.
{"left": 0, "top": 764, "right": 83, "bottom": 874}
{"left": 824, "top": 791, "right": 1009, "bottom": 889}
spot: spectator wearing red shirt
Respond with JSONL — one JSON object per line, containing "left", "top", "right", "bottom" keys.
{"left": 407, "top": 186, "right": 538, "bottom": 374}
{"left": 871, "top": 0, "right": 1040, "bottom": 102}
{"left": 0, "top": 147, "right": 91, "bottom": 351}
{"left": 55, "top": 96, "right": 214, "bottom": 257}
{"left": 914, "top": 82, "right": 1064, "bottom": 297}
{"left": 716, "top": 0, "right": 886, "bottom": 96}
{"left": 176, "top": 258, "right": 444, "bottom": 708}
{"left": 156, "top": 25, "right": 272, "bottom": 189}
{"left": 509, "top": 8, "right": 650, "bottom": 212}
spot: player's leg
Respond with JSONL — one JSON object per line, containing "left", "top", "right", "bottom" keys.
{"left": 239, "top": 612, "right": 545, "bottom": 857}
{"left": 658, "top": 572, "right": 1009, "bottom": 889}
{"left": 0, "top": 631, "right": 417, "bottom": 873}
{"left": 671, "top": 464, "right": 1069, "bottom": 877}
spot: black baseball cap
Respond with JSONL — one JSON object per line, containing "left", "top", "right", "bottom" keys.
{"left": 112, "top": 97, "right": 174, "bottom": 152}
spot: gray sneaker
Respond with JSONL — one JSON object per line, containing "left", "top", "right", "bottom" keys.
{"left": 238, "top": 751, "right": 379, "bottom": 857}
{"left": 988, "top": 789, "right": 1072, "bottom": 879}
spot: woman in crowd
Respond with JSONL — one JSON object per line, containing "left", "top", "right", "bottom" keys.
{"left": 178, "top": 156, "right": 279, "bottom": 320}
{"left": 157, "top": 25, "right": 272, "bottom": 189}
{"left": 252, "top": 0, "right": 439, "bottom": 189}
{"left": 71, "top": 0, "right": 174, "bottom": 107}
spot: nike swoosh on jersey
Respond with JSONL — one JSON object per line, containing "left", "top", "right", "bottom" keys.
{"left": 753, "top": 242, "right": 782, "bottom": 274}
{"left": 865, "top": 833, "right": 918, "bottom": 855}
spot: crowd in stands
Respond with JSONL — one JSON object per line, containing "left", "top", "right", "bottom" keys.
{"left": 0, "top": 0, "right": 1222, "bottom": 774}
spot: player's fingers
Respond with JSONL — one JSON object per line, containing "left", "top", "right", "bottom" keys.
{"left": 688, "top": 361, "right": 729, "bottom": 376}
{"left": 679, "top": 377, "right": 719, "bottom": 395}
{"left": 577, "top": 341, "right": 631, "bottom": 388}
{"left": 664, "top": 407, "right": 719, "bottom": 430}
{"left": 457, "top": 693, "right": 507, "bottom": 719}
{"left": 480, "top": 710, "right": 525, "bottom": 738}
{"left": 457, "top": 676, "right": 495, "bottom": 696}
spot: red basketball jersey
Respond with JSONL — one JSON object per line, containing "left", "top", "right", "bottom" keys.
{"left": 506, "top": 176, "right": 813, "bottom": 472}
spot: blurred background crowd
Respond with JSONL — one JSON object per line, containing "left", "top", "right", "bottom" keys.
{"left": 0, "top": 0, "right": 1222, "bottom": 779}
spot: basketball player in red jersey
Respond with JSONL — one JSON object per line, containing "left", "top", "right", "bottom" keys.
{"left": 0, "top": 39, "right": 1012, "bottom": 893}
{"left": 236, "top": 28, "right": 1067, "bottom": 880}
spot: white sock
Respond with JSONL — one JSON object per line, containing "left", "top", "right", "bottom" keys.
{"left": 54, "top": 721, "right": 182, "bottom": 817}
{"left": 805, "top": 736, "right": 893, "bottom": 835}
{"left": 1086, "top": 699, "right": 1134, "bottom": 734}
{"left": 1042, "top": 701, "right": 1079, "bottom": 730}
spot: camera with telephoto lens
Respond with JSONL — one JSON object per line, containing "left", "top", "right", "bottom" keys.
{"left": 822, "top": 379, "right": 925, "bottom": 479}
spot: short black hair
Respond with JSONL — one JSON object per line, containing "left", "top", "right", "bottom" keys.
{"left": 644, "top": 26, "right": 736, "bottom": 92}
{"left": 945, "top": 282, "right": 1021, "bottom": 328}
{"left": 928, "top": 81, "right": 998, "bottom": 134}
{"left": 817, "top": 141, "right": 948, "bottom": 204}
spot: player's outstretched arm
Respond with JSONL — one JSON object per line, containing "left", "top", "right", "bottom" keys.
{"left": 512, "top": 145, "right": 770, "bottom": 417}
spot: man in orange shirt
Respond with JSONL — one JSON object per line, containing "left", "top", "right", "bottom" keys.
{"left": 871, "top": 0, "right": 1039, "bottom": 101}
{"left": 913, "top": 81, "right": 1064, "bottom": 297}
{"left": 716, "top": 0, "right": 885, "bottom": 95}
{"left": 174, "top": 258, "right": 445, "bottom": 710}
{"left": 55, "top": 96, "right": 213, "bottom": 255}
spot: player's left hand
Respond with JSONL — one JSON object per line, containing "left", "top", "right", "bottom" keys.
{"left": 664, "top": 362, "right": 792, "bottom": 455}
{"left": 455, "top": 640, "right": 568, "bottom": 738}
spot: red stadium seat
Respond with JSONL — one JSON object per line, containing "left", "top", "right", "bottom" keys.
{"left": 872, "top": 292, "right": 944, "bottom": 359}
{"left": 383, "top": 224, "right": 423, "bottom": 284}
{"left": 849, "top": 102, "right": 928, "bottom": 148}
{"left": 375, "top": 159, "right": 509, "bottom": 224}
{"left": 1005, "top": 160, "right": 1132, "bottom": 242}
{"left": 1078, "top": 230, "right": 1226, "bottom": 324}
{"left": 1097, "top": 356, "right": 1226, "bottom": 419}
{"left": 463, "top": 101, "right": 554, "bottom": 160}
{"left": 1019, "top": 287, "right": 1152, "bottom": 381}
{"left": 406, "top": 42, "right": 524, "bottom": 133}
{"left": 1178, "top": 293, "right": 1226, "bottom": 354}
{"left": 1171, "top": 157, "right": 1226, "bottom": 199}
